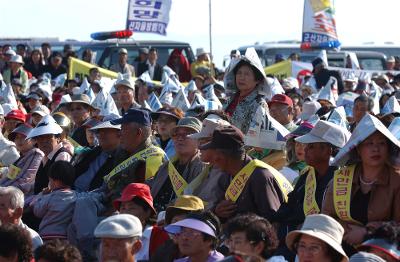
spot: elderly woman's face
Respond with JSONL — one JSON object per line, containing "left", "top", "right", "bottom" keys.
{"left": 235, "top": 64, "right": 259, "bottom": 94}
{"left": 357, "top": 131, "right": 388, "bottom": 167}
{"left": 296, "top": 234, "right": 331, "bottom": 262}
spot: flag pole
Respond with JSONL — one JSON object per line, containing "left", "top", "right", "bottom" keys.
{"left": 209, "top": 0, "right": 214, "bottom": 77}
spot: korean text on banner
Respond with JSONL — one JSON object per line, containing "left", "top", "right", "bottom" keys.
{"left": 126, "top": 0, "right": 172, "bottom": 36}
{"left": 68, "top": 57, "right": 118, "bottom": 80}
{"left": 301, "top": 0, "right": 340, "bottom": 50}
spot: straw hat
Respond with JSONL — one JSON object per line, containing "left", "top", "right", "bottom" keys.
{"left": 286, "top": 214, "right": 349, "bottom": 262}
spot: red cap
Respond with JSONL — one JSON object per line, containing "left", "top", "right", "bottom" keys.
{"left": 5, "top": 109, "right": 26, "bottom": 122}
{"left": 268, "top": 94, "right": 293, "bottom": 107}
{"left": 113, "top": 183, "right": 156, "bottom": 215}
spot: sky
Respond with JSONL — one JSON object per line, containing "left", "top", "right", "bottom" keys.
{"left": 1, "top": 0, "right": 400, "bottom": 67}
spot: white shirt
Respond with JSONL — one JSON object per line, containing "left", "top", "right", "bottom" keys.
{"left": 135, "top": 225, "right": 153, "bottom": 261}
{"left": 146, "top": 60, "right": 156, "bottom": 80}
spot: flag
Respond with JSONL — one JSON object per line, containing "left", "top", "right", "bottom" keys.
{"left": 159, "top": 85, "right": 173, "bottom": 105}
{"left": 147, "top": 92, "right": 162, "bottom": 111}
{"left": 91, "top": 90, "right": 119, "bottom": 116}
{"left": 301, "top": 0, "right": 340, "bottom": 50}
{"left": 381, "top": 96, "right": 400, "bottom": 116}
{"left": 327, "top": 106, "right": 348, "bottom": 130}
{"left": 190, "top": 93, "right": 206, "bottom": 109}
{"left": 126, "top": 0, "right": 172, "bottom": 36}
{"left": 0, "top": 81, "right": 18, "bottom": 109}
{"left": 345, "top": 52, "right": 360, "bottom": 70}
{"left": 171, "top": 87, "right": 190, "bottom": 111}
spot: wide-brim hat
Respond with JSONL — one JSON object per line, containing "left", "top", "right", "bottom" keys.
{"left": 26, "top": 115, "right": 63, "bottom": 139}
{"left": 332, "top": 114, "right": 400, "bottom": 166}
{"left": 9, "top": 55, "right": 24, "bottom": 65}
{"left": 66, "top": 94, "right": 95, "bottom": 111}
{"left": 286, "top": 214, "right": 348, "bottom": 262}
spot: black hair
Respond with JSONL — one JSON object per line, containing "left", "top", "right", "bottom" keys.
{"left": 149, "top": 47, "right": 158, "bottom": 54}
{"left": 226, "top": 214, "right": 279, "bottom": 259}
{"left": 41, "top": 42, "right": 51, "bottom": 48}
{"left": 366, "top": 221, "right": 400, "bottom": 246}
{"left": 233, "top": 60, "right": 264, "bottom": 82}
{"left": 0, "top": 224, "right": 33, "bottom": 262}
{"left": 35, "top": 239, "right": 82, "bottom": 262}
{"left": 354, "top": 94, "right": 374, "bottom": 111}
{"left": 89, "top": 67, "right": 99, "bottom": 74}
{"left": 48, "top": 161, "right": 75, "bottom": 187}
{"left": 186, "top": 211, "right": 221, "bottom": 249}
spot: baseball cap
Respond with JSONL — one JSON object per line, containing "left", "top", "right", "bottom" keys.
{"left": 26, "top": 92, "right": 42, "bottom": 101}
{"left": 115, "top": 79, "right": 134, "bottom": 90}
{"left": 5, "top": 109, "right": 26, "bottom": 122}
{"left": 90, "top": 114, "right": 121, "bottom": 131}
{"left": 171, "top": 117, "right": 202, "bottom": 133}
{"left": 199, "top": 125, "right": 244, "bottom": 151}
{"left": 94, "top": 214, "right": 142, "bottom": 239}
{"left": 139, "top": 48, "right": 149, "bottom": 55}
{"left": 188, "top": 118, "right": 231, "bottom": 140}
{"left": 113, "top": 183, "right": 156, "bottom": 215}
{"left": 151, "top": 107, "right": 183, "bottom": 122}
{"left": 31, "top": 105, "right": 50, "bottom": 117}
{"left": 111, "top": 108, "right": 152, "bottom": 127}
{"left": 295, "top": 120, "right": 350, "bottom": 148}
{"left": 8, "top": 123, "right": 33, "bottom": 141}
{"left": 268, "top": 94, "right": 293, "bottom": 108}
{"left": 165, "top": 195, "right": 205, "bottom": 224}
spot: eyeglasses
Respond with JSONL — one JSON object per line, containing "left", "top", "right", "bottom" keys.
{"left": 295, "top": 242, "right": 324, "bottom": 255}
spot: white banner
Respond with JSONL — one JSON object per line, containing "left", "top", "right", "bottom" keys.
{"left": 126, "top": 0, "right": 172, "bottom": 35}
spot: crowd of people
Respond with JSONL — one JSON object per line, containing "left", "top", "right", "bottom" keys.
{"left": 0, "top": 42, "right": 399, "bottom": 262}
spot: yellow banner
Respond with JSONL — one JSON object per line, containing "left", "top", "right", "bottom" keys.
{"left": 333, "top": 165, "right": 362, "bottom": 225}
{"left": 303, "top": 167, "right": 320, "bottom": 215}
{"left": 104, "top": 145, "right": 165, "bottom": 187}
{"left": 68, "top": 57, "right": 119, "bottom": 80}
{"left": 225, "top": 159, "right": 293, "bottom": 202}
{"left": 264, "top": 60, "right": 292, "bottom": 79}
{"left": 168, "top": 159, "right": 188, "bottom": 196}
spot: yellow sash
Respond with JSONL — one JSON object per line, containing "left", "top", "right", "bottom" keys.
{"left": 7, "top": 164, "right": 22, "bottom": 180}
{"left": 333, "top": 165, "right": 362, "bottom": 225}
{"left": 303, "top": 166, "right": 321, "bottom": 216}
{"left": 168, "top": 159, "right": 188, "bottom": 196}
{"left": 225, "top": 159, "right": 293, "bottom": 202}
{"left": 104, "top": 145, "right": 165, "bottom": 186}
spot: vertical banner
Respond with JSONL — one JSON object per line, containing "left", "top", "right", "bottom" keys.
{"left": 301, "top": 0, "right": 340, "bottom": 50}
{"left": 126, "top": 0, "right": 172, "bottom": 36}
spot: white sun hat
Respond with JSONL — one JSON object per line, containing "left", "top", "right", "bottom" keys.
{"left": 286, "top": 214, "right": 349, "bottom": 262}
{"left": 332, "top": 113, "right": 400, "bottom": 166}
{"left": 26, "top": 115, "right": 63, "bottom": 139}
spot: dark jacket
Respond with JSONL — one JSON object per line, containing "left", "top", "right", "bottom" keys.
{"left": 274, "top": 166, "right": 336, "bottom": 228}
{"left": 42, "top": 64, "right": 67, "bottom": 79}
{"left": 137, "top": 61, "right": 163, "bottom": 81}
{"left": 314, "top": 68, "right": 344, "bottom": 94}
{"left": 72, "top": 147, "right": 123, "bottom": 191}
{"left": 71, "top": 125, "right": 89, "bottom": 147}
{"left": 24, "top": 61, "right": 45, "bottom": 79}
{"left": 218, "top": 156, "right": 286, "bottom": 221}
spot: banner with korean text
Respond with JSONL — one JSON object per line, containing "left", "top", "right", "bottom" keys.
{"left": 301, "top": 0, "right": 340, "bottom": 50}
{"left": 126, "top": 0, "right": 172, "bottom": 36}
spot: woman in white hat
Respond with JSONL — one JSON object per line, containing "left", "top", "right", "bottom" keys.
{"left": 2, "top": 54, "right": 29, "bottom": 93}
{"left": 322, "top": 114, "right": 400, "bottom": 247}
{"left": 286, "top": 214, "right": 349, "bottom": 262}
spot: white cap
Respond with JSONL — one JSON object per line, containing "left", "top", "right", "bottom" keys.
{"left": 299, "top": 101, "right": 321, "bottom": 121}
{"left": 282, "top": 77, "right": 299, "bottom": 90}
{"left": 94, "top": 214, "right": 142, "bottom": 239}
{"left": 188, "top": 118, "right": 230, "bottom": 140}
{"left": 26, "top": 115, "right": 63, "bottom": 139}
{"left": 90, "top": 114, "right": 121, "bottom": 131}
{"left": 31, "top": 105, "right": 50, "bottom": 117}
{"left": 332, "top": 114, "right": 400, "bottom": 166}
{"left": 295, "top": 120, "right": 350, "bottom": 148}
{"left": 5, "top": 49, "right": 16, "bottom": 56}
{"left": 0, "top": 104, "right": 3, "bottom": 115}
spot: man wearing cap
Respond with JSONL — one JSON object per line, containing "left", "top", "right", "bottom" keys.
{"left": 110, "top": 48, "right": 135, "bottom": 77}
{"left": 269, "top": 94, "right": 298, "bottom": 132}
{"left": 137, "top": 48, "right": 162, "bottom": 81}
{"left": 94, "top": 214, "right": 143, "bottom": 262}
{"left": 207, "top": 125, "right": 290, "bottom": 221}
{"left": 274, "top": 120, "right": 350, "bottom": 244}
{"left": 2, "top": 55, "right": 28, "bottom": 93}
{"left": 4, "top": 109, "right": 26, "bottom": 137}
{"left": 312, "top": 57, "right": 344, "bottom": 94}
{"left": 115, "top": 78, "right": 141, "bottom": 116}
{"left": 150, "top": 117, "right": 206, "bottom": 212}
{"left": 42, "top": 52, "right": 67, "bottom": 79}
{"left": 187, "top": 117, "right": 232, "bottom": 210}
{"left": 26, "top": 92, "right": 43, "bottom": 111}
{"left": 105, "top": 108, "right": 166, "bottom": 195}
{"left": 191, "top": 48, "right": 211, "bottom": 78}
{"left": 73, "top": 115, "right": 124, "bottom": 192}
{"left": 66, "top": 94, "right": 94, "bottom": 147}
{"left": 30, "top": 105, "right": 50, "bottom": 127}
{"left": 0, "top": 106, "right": 20, "bottom": 168}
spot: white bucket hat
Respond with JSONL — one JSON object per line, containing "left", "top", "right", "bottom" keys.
{"left": 286, "top": 214, "right": 349, "bottom": 262}
{"left": 295, "top": 120, "right": 350, "bottom": 148}
{"left": 90, "top": 114, "right": 121, "bottom": 131}
{"left": 26, "top": 115, "right": 63, "bottom": 139}
{"left": 299, "top": 101, "right": 321, "bottom": 121}
{"left": 332, "top": 114, "right": 400, "bottom": 166}
{"left": 9, "top": 55, "right": 24, "bottom": 65}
